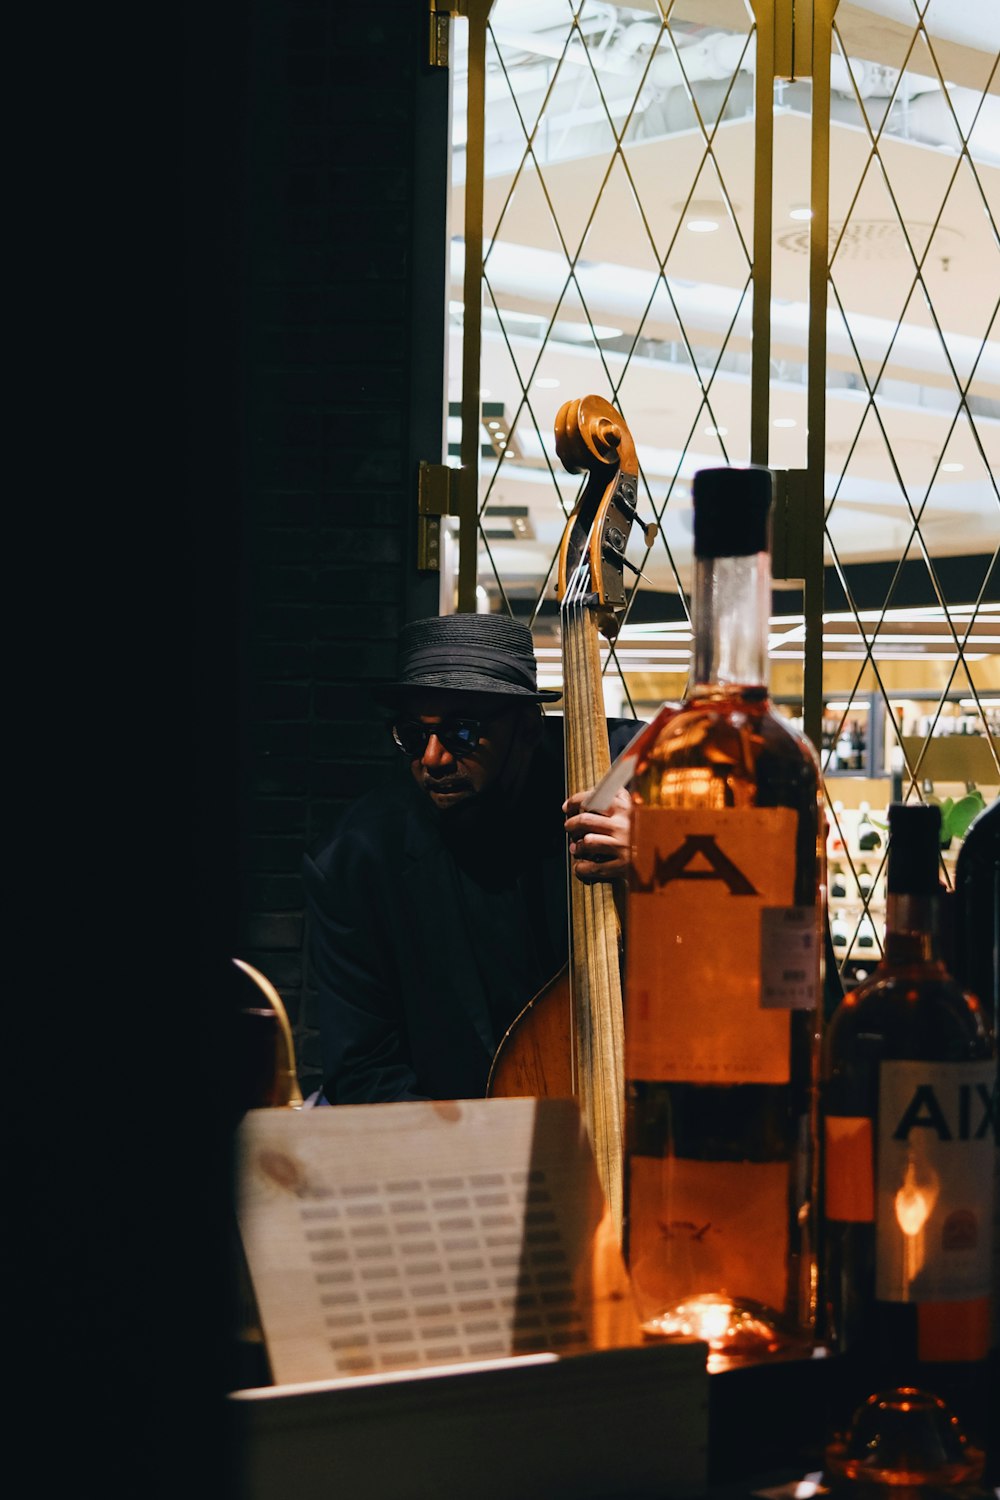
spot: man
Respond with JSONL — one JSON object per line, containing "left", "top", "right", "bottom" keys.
{"left": 303, "top": 612, "right": 639, "bottom": 1103}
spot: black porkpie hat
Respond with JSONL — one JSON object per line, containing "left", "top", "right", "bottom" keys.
{"left": 373, "top": 613, "right": 562, "bottom": 705}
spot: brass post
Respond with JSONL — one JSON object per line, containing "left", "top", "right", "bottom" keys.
{"left": 456, "top": 2, "right": 495, "bottom": 612}
{"left": 750, "top": 0, "right": 777, "bottom": 467}
{"left": 804, "top": 0, "right": 838, "bottom": 756}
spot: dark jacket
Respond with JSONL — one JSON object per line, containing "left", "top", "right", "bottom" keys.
{"left": 303, "top": 717, "right": 640, "bottom": 1104}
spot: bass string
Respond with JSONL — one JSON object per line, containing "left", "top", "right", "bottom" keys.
{"left": 561, "top": 505, "right": 625, "bottom": 1224}
{"left": 563, "top": 599, "right": 593, "bottom": 1109}
{"left": 564, "top": 590, "right": 624, "bottom": 1218}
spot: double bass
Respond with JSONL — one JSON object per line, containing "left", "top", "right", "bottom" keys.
{"left": 488, "top": 396, "right": 648, "bottom": 1239}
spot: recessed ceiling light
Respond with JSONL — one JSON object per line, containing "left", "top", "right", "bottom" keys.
{"left": 704, "top": 425, "right": 728, "bottom": 437}
{"left": 487, "top": 421, "right": 501, "bottom": 430}
{"left": 789, "top": 206, "right": 813, "bottom": 221}
{"left": 941, "top": 462, "right": 964, "bottom": 472}
{"left": 533, "top": 377, "right": 560, "bottom": 389}
{"left": 773, "top": 417, "right": 797, "bottom": 428}
{"left": 687, "top": 219, "right": 720, "bottom": 234}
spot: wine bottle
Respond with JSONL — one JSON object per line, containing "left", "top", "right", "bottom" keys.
{"left": 855, "top": 911, "right": 878, "bottom": 952}
{"left": 831, "top": 912, "right": 850, "bottom": 953}
{"left": 952, "top": 797, "right": 999, "bottom": 1041}
{"left": 624, "top": 465, "right": 823, "bottom": 1367}
{"left": 824, "top": 911, "right": 847, "bottom": 1025}
{"left": 857, "top": 800, "right": 882, "bottom": 852}
{"left": 951, "top": 796, "right": 1000, "bottom": 1357}
{"left": 828, "top": 802, "right": 847, "bottom": 859}
{"left": 822, "top": 802, "right": 997, "bottom": 1481}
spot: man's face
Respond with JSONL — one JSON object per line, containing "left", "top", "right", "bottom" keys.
{"left": 394, "top": 693, "right": 532, "bottom": 812}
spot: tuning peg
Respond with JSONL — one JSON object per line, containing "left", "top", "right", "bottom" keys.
{"left": 640, "top": 520, "right": 658, "bottom": 547}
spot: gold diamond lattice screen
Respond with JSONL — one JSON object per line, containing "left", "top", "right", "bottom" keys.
{"left": 452, "top": 0, "right": 759, "bottom": 717}
{"left": 449, "top": 0, "right": 999, "bottom": 965}
{"left": 819, "top": 1, "right": 999, "bottom": 961}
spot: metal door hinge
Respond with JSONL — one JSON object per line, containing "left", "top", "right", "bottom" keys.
{"left": 417, "top": 461, "right": 460, "bottom": 571}
{"left": 429, "top": 2, "right": 496, "bottom": 68}
{"left": 429, "top": 1, "right": 451, "bottom": 68}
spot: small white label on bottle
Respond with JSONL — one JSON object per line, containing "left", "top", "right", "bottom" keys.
{"left": 876, "top": 1058, "right": 997, "bottom": 1303}
{"left": 760, "top": 906, "right": 819, "bottom": 1010}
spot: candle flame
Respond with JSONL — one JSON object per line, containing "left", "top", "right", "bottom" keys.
{"left": 894, "top": 1155, "right": 939, "bottom": 1237}
{"left": 696, "top": 1299, "right": 733, "bottom": 1343}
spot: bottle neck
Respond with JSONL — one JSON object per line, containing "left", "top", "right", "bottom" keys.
{"left": 691, "top": 552, "right": 771, "bottom": 693}
{"left": 882, "top": 892, "right": 939, "bottom": 966}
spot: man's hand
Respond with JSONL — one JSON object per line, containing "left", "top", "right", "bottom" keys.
{"left": 563, "top": 786, "right": 634, "bottom": 884}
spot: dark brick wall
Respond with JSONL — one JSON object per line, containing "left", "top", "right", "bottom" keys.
{"left": 46, "top": 4, "right": 446, "bottom": 1484}
{"left": 237, "top": 0, "right": 447, "bottom": 1096}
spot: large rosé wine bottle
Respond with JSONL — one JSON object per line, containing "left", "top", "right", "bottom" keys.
{"left": 624, "top": 465, "right": 824, "bottom": 1368}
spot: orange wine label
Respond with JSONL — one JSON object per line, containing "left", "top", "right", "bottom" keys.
{"left": 917, "top": 1297, "right": 991, "bottom": 1362}
{"left": 824, "top": 1116, "right": 875, "bottom": 1222}
{"left": 625, "top": 806, "right": 799, "bottom": 1084}
{"left": 627, "top": 1154, "right": 789, "bottom": 1324}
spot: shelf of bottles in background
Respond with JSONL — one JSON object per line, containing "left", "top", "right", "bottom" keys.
{"left": 827, "top": 802, "right": 888, "bottom": 991}
{"left": 822, "top": 803, "right": 997, "bottom": 1488}
{"left": 623, "top": 466, "right": 824, "bottom": 1370}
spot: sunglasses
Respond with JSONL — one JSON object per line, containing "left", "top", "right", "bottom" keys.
{"left": 391, "top": 712, "right": 508, "bottom": 759}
